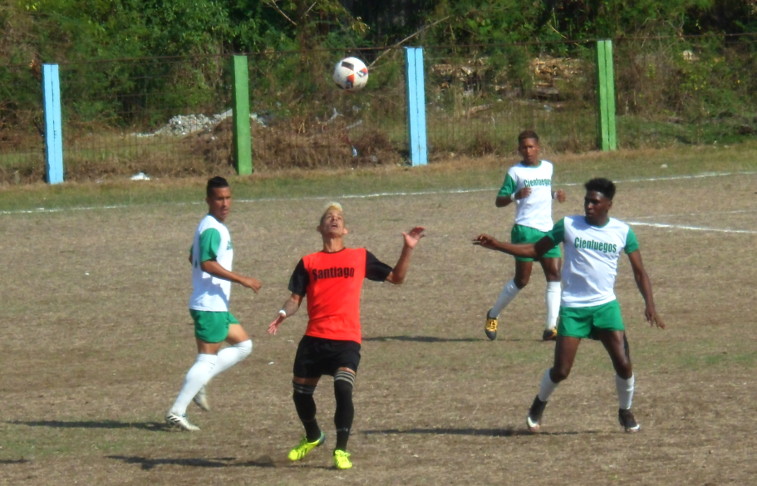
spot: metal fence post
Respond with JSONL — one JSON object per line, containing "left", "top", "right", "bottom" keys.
{"left": 42, "top": 64, "right": 64, "bottom": 184}
{"left": 596, "top": 40, "right": 617, "bottom": 151}
{"left": 404, "top": 47, "right": 428, "bottom": 166}
{"left": 232, "top": 55, "right": 253, "bottom": 174}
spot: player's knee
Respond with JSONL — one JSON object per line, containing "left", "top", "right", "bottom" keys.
{"left": 550, "top": 366, "right": 570, "bottom": 383}
{"left": 293, "top": 382, "right": 316, "bottom": 397}
{"left": 514, "top": 277, "right": 529, "bottom": 288}
{"left": 235, "top": 339, "right": 252, "bottom": 358}
{"left": 333, "top": 370, "right": 355, "bottom": 401}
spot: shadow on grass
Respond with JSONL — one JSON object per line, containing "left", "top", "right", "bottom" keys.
{"left": 364, "top": 335, "right": 481, "bottom": 343}
{"left": 8, "top": 420, "right": 168, "bottom": 432}
{"left": 107, "top": 455, "right": 280, "bottom": 470}
{"left": 362, "top": 427, "right": 595, "bottom": 437}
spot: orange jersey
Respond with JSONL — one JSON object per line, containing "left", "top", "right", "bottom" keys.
{"left": 289, "top": 248, "right": 391, "bottom": 343}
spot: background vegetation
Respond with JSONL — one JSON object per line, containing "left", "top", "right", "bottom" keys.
{"left": 0, "top": 1, "right": 755, "bottom": 184}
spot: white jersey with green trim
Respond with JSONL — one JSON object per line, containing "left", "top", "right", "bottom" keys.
{"left": 498, "top": 160, "right": 555, "bottom": 232}
{"left": 189, "top": 214, "right": 234, "bottom": 312}
{"left": 548, "top": 215, "right": 639, "bottom": 307}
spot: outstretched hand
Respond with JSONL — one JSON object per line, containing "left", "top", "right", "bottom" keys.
{"left": 267, "top": 314, "right": 284, "bottom": 335}
{"left": 472, "top": 233, "right": 500, "bottom": 250}
{"left": 402, "top": 226, "right": 426, "bottom": 248}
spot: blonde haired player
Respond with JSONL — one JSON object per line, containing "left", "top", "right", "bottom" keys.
{"left": 268, "top": 202, "right": 424, "bottom": 469}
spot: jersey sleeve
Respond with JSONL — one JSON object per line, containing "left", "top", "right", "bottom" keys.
{"left": 287, "top": 259, "right": 309, "bottom": 296}
{"left": 198, "top": 227, "right": 222, "bottom": 262}
{"left": 497, "top": 172, "right": 517, "bottom": 197}
{"left": 545, "top": 218, "right": 565, "bottom": 246}
{"left": 624, "top": 226, "right": 640, "bottom": 254}
{"left": 365, "top": 251, "right": 392, "bottom": 281}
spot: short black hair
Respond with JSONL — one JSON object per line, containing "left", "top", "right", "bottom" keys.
{"left": 206, "top": 176, "right": 229, "bottom": 197}
{"left": 518, "top": 130, "right": 539, "bottom": 143}
{"left": 585, "top": 178, "right": 616, "bottom": 200}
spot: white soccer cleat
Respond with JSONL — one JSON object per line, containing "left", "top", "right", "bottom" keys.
{"left": 193, "top": 387, "right": 210, "bottom": 411}
{"left": 165, "top": 412, "right": 200, "bottom": 431}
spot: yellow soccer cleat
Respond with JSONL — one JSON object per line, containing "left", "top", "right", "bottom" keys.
{"left": 333, "top": 449, "right": 353, "bottom": 470}
{"left": 485, "top": 311, "right": 498, "bottom": 340}
{"left": 287, "top": 432, "right": 325, "bottom": 461}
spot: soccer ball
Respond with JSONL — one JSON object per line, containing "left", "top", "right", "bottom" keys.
{"left": 333, "top": 57, "right": 369, "bottom": 91}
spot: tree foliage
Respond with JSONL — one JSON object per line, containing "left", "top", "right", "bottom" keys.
{"left": 0, "top": 0, "right": 753, "bottom": 131}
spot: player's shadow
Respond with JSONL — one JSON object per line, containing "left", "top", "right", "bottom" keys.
{"left": 8, "top": 419, "right": 167, "bottom": 432}
{"left": 362, "top": 427, "right": 593, "bottom": 437}
{"left": 364, "top": 335, "right": 480, "bottom": 343}
{"left": 107, "top": 455, "right": 278, "bottom": 470}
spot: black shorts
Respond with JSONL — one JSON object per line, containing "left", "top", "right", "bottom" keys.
{"left": 293, "top": 335, "right": 361, "bottom": 378}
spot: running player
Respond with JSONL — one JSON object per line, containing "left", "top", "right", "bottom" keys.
{"left": 484, "top": 130, "right": 566, "bottom": 341}
{"left": 474, "top": 178, "right": 665, "bottom": 432}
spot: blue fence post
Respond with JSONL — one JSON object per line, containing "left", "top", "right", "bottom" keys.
{"left": 42, "top": 64, "right": 64, "bottom": 184}
{"left": 404, "top": 47, "right": 428, "bottom": 167}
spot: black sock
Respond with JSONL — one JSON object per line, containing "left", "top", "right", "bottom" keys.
{"left": 293, "top": 385, "right": 321, "bottom": 441}
{"left": 333, "top": 378, "right": 354, "bottom": 450}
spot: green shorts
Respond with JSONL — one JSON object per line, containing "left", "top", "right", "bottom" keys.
{"left": 190, "top": 309, "right": 239, "bottom": 343}
{"left": 557, "top": 300, "right": 624, "bottom": 339}
{"left": 511, "top": 224, "right": 561, "bottom": 262}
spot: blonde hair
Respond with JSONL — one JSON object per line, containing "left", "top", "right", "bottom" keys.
{"left": 320, "top": 201, "right": 343, "bottom": 224}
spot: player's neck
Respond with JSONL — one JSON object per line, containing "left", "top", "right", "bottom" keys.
{"left": 322, "top": 236, "right": 345, "bottom": 253}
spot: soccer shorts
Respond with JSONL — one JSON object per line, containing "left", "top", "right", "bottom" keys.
{"left": 511, "top": 224, "right": 561, "bottom": 262}
{"left": 293, "top": 335, "right": 361, "bottom": 378}
{"left": 190, "top": 309, "right": 239, "bottom": 343}
{"left": 557, "top": 300, "right": 624, "bottom": 339}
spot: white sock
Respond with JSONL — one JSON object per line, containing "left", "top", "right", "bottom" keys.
{"left": 489, "top": 279, "right": 520, "bottom": 318}
{"left": 170, "top": 353, "right": 217, "bottom": 415}
{"left": 545, "top": 281, "right": 561, "bottom": 330}
{"left": 616, "top": 374, "right": 635, "bottom": 410}
{"left": 537, "top": 369, "right": 559, "bottom": 402}
{"left": 211, "top": 339, "right": 252, "bottom": 378}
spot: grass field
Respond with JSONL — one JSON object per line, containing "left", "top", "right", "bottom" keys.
{"left": 1, "top": 144, "right": 756, "bottom": 485}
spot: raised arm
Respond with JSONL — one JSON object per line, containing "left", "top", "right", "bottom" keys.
{"left": 627, "top": 250, "right": 665, "bottom": 329}
{"left": 385, "top": 226, "right": 425, "bottom": 284}
{"left": 472, "top": 234, "right": 554, "bottom": 259}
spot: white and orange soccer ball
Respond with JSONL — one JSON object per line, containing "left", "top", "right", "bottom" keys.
{"left": 333, "top": 57, "right": 369, "bottom": 91}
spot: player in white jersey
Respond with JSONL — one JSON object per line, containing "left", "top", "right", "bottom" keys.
{"left": 474, "top": 178, "right": 665, "bottom": 432}
{"left": 166, "top": 176, "right": 263, "bottom": 431}
{"left": 484, "top": 130, "right": 566, "bottom": 341}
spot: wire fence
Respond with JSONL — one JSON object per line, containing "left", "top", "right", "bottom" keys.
{"left": 1, "top": 34, "right": 754, "bottom": 184}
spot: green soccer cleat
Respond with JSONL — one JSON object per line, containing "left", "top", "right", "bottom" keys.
{"left": 333, "top": 449, "right": 353, "bottom": 470}
{"left": 287, "top": 432, "right": 326, "bottom": 461}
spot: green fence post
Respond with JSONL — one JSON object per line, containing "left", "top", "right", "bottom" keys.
{"left": 232, "top": 55, "right": 253, "bottom": 174}
{"left": 596, "top": 40, "right": 617, "bottom": 151}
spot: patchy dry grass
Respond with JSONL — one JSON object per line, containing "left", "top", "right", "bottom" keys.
{"left": 0, "top": 149, "right": 755, "bottom": 485}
